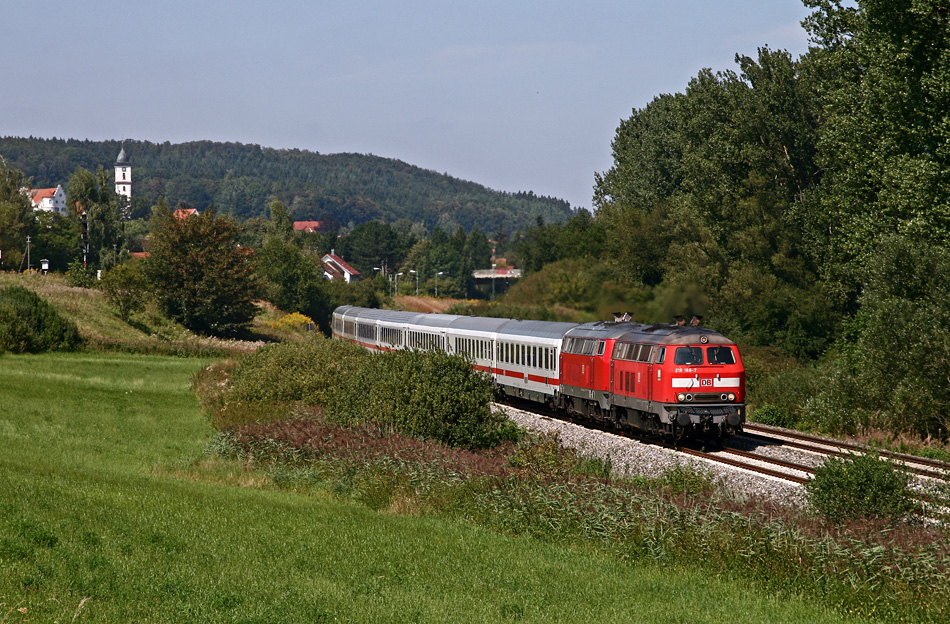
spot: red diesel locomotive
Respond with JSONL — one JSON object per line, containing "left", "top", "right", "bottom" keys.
{"left": 332, "top": 306, "right": 745, "bottom": 438}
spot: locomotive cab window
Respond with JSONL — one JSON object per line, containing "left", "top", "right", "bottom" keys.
{"left": 707, "top": 346, "right": 735, "bottom": 365}
{"left": 674, "top": 346, "right": 704, "bottom": 365}
{"left": 656, "top": 347, "right": 666, "bottom": 364}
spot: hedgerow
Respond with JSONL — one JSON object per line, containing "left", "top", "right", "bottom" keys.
{"left": 199, "top": 334, "right": 517, "bottom": 449}
{"left": 0, "top": 285, "right": 81, "bottom": 353}
{"left": 331, "top": 348, "right": 519, "bottom": 449}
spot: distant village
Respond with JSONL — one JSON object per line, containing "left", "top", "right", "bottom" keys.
{"left": 22, "top": 145, "right": 368, "bottom": 283}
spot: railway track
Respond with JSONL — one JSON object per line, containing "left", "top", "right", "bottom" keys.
{"left": 674, "top": 445, "right": 812, "bottom": 484}
{"left": 496, "top": 398, "right": 817, "bottom": 486}
{"left": 740, "top": 423, "right": 950, "bottom": 481}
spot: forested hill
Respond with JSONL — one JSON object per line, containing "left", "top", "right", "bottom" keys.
{"left": 0, "top": 137, "right": 572, "bottom": 231}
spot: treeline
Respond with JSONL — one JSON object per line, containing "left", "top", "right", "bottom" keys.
{"left": 0, "top": 137, "right": 572, "bottom": 232}
{"left": 506, "top": 1, "right": 950, "bottom": 441}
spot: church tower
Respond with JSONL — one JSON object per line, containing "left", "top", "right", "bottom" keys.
{"left": 115, "top": 143, "right": 131, "bottom": 203}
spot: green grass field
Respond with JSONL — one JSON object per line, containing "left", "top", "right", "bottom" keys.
{"left": 0, "top": 353, "right": 869, "bottom": 622}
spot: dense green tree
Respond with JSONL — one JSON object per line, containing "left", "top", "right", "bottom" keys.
{"left": 266, "top": 198, "right": 294, "bottom": 242}
{"left": 142, "top": 205, "right": 260, "bottom": 337}
{"left": 0, "top": 158, "right": 33, "bottom": 270}
{"left": 801, "top": 0, "right": 950, "bottom": 308}
{"left": 592, "top": 47, "right": 829, "bottom": 356}
{"left": 33, "top": 211, "right": 80, "bottom": 272}
{"left": 66, "top": 166, "right": 127, "bottom": 269}
{"left": 810, "top": 235, "right": 950, "bottom": 438}
{"left": 256, "top": 200, "right": 332, "bottom": 331}
{"left": 337, "top": 220, "right": 410, "bottom": 276}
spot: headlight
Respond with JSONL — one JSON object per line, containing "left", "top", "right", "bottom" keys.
{"left": 728, "top": 393, "right": 736, "bottom": 401}
{"left": 677, "top": 393, "right": 685, "bottom": 402}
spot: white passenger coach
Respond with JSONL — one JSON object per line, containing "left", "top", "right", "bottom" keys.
{"left": 332, "top": 305, "right": 577, "bottom": 404}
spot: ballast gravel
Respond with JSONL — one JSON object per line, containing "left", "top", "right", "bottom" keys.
{"left": 495, "top": 403, "right": 805, "bottom": 507}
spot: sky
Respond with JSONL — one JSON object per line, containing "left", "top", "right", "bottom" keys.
{"left": 3, "top": 1, "right": 813, "bottom": 212}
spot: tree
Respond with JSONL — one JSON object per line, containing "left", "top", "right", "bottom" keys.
{"left": 0, "top": 158, "right": 34, "bottom": 271}
{"left": 801, "top": 0, "right": 950, "bottom": 308}
{"left": 256, "top": 204, "right": 331, "bottom": 331}
{"left": 66, "top": 166, "right": 126, "bottom": 269}
{"left": 34, "top": 211, "right": 80, "bottom": 272}
{"left": 266, "top": 198, "right": 294, "bottom": 242}
{"left": 100, "top": 261, "right": 149, "bottom": 322}
{"left": 142, "top": 205, "right": 260, "bottom": 337}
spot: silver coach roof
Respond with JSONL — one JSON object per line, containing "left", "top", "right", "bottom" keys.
{"left": 412, "top": 313, "right": 464, "bottom": 329}
{"left": 448, "top": 316, "right": 512, "bottom": 332}
{"left": 497, "top": 319, "right": 578, "bottom": 340}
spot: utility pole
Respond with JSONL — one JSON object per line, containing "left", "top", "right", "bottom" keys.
{"left": 81, "top": 209, "right": 89, "bottom": 266}
{"left": 25, "top": 236, "right": 31, "bottom": 271}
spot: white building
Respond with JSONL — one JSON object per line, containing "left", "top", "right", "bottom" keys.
{"left": 115, "top": 144, "right": 131, "bottom": 202}
{"left": 26, "top": 185, "right": 67, "bottom": 215}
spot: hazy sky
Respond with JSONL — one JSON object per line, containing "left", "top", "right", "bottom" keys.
{"left": 4, "top": 1, "right": 813, "bottom": 212}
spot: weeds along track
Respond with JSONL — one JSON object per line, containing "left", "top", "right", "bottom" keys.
{"left": 740, "top": 423, "right": 950, "bottom": 481}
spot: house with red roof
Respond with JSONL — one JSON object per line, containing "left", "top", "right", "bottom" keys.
{"left": 173, "top": 207, "right": 199, "bottom": 220}
{"left": 322, "top": 250, "right": 360, "bottom": 283}
{"left": 25, "top": 185, "right": 67, "bottom": 215}
{"left": 293, "top": 221, "right": 323, "bottom": 233}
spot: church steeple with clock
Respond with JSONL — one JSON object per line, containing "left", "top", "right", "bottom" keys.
{"left": 115, "top": 143, "right": 131, "bottom": 203}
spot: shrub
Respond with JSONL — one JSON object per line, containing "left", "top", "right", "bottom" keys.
{"left": 100, "top": 261, "right": 149, "bottom": 322}
{"left": 0, "top": 286, "right": 82, "bottom": 353}
{"left": 226, "top": 334, "right": 368, "bottom": 409}
{"left": 65, "top": 260, "right": 97, "bottom": 288}
{"left": 805, "top": 452, "right": 918, "bottom": 522}
{"left": 752, "top": 403, "right": 797, "bottom": 428}
{"left": 331, "top": 349, "right": 520, "bottom": 449}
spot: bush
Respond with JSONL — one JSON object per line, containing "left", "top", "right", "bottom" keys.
{"left": 331, "top": 349, "right": 519, "bottom": 449}
{"left": 752, "top": 403, "right": 797, "bottom": 428}
{"left": 227, "top": 334, "right": 369, "bottom": 408}
{"left": 0, "top": 286, "right": 82, "bottom": 353}
{"left": 805, "top": 452, "right": 918, "bottom": 522}
{"left": 100, "top": 261, "right": 149, "bottom": 322}
{"left": 65, "top": 260, "right": 97, "bottom": 288}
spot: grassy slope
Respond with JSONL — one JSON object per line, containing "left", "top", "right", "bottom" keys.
{"left": 0, "top": 352, "right": 867, "bottom": 623}
{"left": 0, "top": 272, "right": 283, "bottom": 352}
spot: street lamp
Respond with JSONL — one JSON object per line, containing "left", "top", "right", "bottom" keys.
{"left": 395, "top": 272, "right": 404, "bottom": 296}
{"left": 409, "top": 270, "right": 418, "bottom": 295}
{"left": 435, "top": 271, "right": 445, "bottom": 297}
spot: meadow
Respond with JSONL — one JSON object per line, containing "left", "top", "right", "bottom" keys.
{"left": 0, "top": 352, "right": 865, "bottom": 623}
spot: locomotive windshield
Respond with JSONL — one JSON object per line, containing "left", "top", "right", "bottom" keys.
{"left": 707, "top": 346, "right": 736, "bottom": 365}
{"left": 673, "top": 346, "right": 704, "bottom": 365}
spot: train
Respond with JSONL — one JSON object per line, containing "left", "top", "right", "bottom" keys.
{"left": 331, "top": 306, "right": 746, "bottom": 439}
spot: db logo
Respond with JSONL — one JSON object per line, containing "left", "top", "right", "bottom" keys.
{"left": 700, "top": 379, "right": 713, "bottom": 387}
